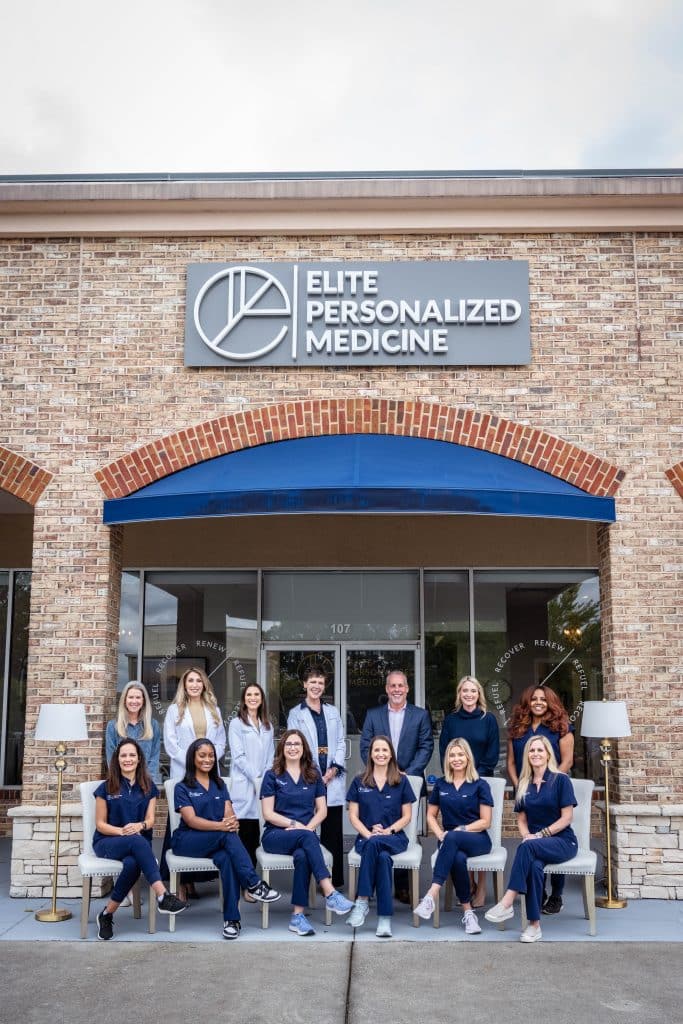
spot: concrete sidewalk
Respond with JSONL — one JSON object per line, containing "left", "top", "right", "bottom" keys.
{"left": 4, "top": 941, "right": 682, "bottom": 1024}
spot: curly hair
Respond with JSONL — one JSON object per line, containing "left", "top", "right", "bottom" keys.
{"left": 172, "top": 666, "right": 222, "bottom": 727}
{"left": 272, "top": 729, "right": 319, "bottom": 784}
{"left": 508, "top": 685, "right": 570, "bottom": 739}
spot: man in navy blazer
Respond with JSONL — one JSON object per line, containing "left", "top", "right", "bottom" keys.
{"left": 360, "top": 670, "right": 433, "bottom": 902}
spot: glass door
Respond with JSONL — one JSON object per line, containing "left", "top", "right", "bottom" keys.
{"left": 261, "top": 644, "right": 340, "bottom": 732}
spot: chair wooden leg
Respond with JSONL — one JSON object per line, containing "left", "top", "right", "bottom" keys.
{"left": 444, "top": 876, "right": 453, "bottom": 912}
{"left": 132, "top": 879, "right": 142, "bottom": 920}
{"left": 148, "top": 887, "right": 156, "bottom": 934}
{"left": 585, "top": 875, "right": 597, "bottom": 936}
{"left": 348, "top": 865, "right": 357, "bottom": 902}
{"left": 261, "top": 869, "right": 270, "bottom": 929}
{"left": 520, "top": 893, "right": 528, "bottom": 930}
{"left": 169, "top": 871, "right": 178, "bottom": 932}
{"left": 80, "top": 877, "right": 91, "bottom": 939}
{"left": 411, "top": 869, "right": 419, "bottom": 927}
{"left": 309, "top": 875, "right": 317, "bottom": 910}
{"left": 433, "top": 888, "right": 440, "bottom": 929}
{"left": 494, "top": 873, "right": 506, "bottom": 930}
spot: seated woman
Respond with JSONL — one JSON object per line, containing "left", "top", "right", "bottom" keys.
{"left": 260, "top": 729, "right": 353, "bottom": 936}
{"left": 171, "top": 738, "right": 281, "bottom": 940}
{"left": 346, "top": 735, "right": 416, "bottom": 938}
{"left": 414, "top": 737, "right": 493, "bottom": 935}
{"left": 93, "top": 739, "right": 187, "bottom": 941}
{"left": 485, "top": 735, "right": 578, "bottom": 942}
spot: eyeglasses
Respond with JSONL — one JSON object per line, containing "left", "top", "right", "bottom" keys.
{"left": 284, "top": 741, "right": 302, "bottom": 748}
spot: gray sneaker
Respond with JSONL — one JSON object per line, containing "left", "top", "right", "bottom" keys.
{"left": 462, "top": 909, "right": 482, "bottom": 934}
{"left": 376, "top": 915, "right": 393, "bottom": 937}
{"left": 414, "top": 893, "right": 435, "bottom": 920}
{"left": 346, "top": 900, "right": 370, "bottom": 928}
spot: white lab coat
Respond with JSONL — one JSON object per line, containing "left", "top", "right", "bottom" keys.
{"left": 163, "top": 703, "right": 227, "bottom": 781}
{"left": 287, "top": 701, "right": 347, "bottom": 807}
{"left": 228, "top": 715, "right": 275, "bottom": 818}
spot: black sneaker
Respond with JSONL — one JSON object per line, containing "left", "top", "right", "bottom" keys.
{"left": 97, "top": 909, "right": 114, "bottom": 940}
{"left": 247, "top": 880, "right": 281, "bottom": 904}
{"left": 223, "top": 919, "right": 241, "bottom": 940}
{"left": 542, "top": 895, "right": 563, "bottom": 915}
{"left": 157, "top": 892, "right": 188, "bottom": 915}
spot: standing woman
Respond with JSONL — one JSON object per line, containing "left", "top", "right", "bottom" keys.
{"left": 485, "top": 735, "right": 578, "bottom": 942}
{"left": 346, "top": 735, "right": 416, "bottom": 938}
{"left": 228, "top": 683, "right": 275, "bottom": 867}
{"left": 171, "top": 738, "right": 281, "bottom": 939}
{"left": 506, "top": 684, "right": 574, "bottom": 915}
{"left": 439, "top": 676, "right": 500, "bottom": 906}
{"left": 106, "top": 681, "right": 161, "bottom": 784}
{"left": 93, "top": 739, "right": 187, "bottom": 940}
{"left": 414, "top": 738, "right": 493, "bottom": 935}
{"left": 161, "top": 667, "right": 227, "bottom": 894}
{"left": 287, "top": 665, "right": 346, "bottom": 889}
{"left": 260, "top": 729, "right": 353, "bottom": 936}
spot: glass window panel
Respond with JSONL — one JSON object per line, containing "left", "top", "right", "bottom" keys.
{"left": 0, "top": 572, "right": 8, "bottom": 784}
{"left": 424, "top": 570, "right": 471, "bottom": 731}
{"left": 473, "top": 570, "right": 602, "bottom": 779}
{"left": 142, "top": 571, "right": 258, "bottom": 772}
{"left": 117, "top": 571, "right": 141, "bottom": 688}
{"left": 4, "top": 572, "right": 31, "bottom": 786}
{"left": 262, "top": 571, "right": 419, "bottom": 642}
{"left": 265, "top": 648, "right": 338, "bottom": 732}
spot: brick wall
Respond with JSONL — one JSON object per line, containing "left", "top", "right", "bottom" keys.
{"left": 1, "top": 230, "right": 682, "bottom": 884}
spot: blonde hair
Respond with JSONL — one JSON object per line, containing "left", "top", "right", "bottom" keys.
{"left": 515, "top": 735, "right": 560, "bottom": 804}
{"left": 454, "top": 675, "right": 487, "bottom": 713}
{"left": 116, "top": 681, "right": 153, "bottom": 741}
{"left": 443, "top": 738, "right": 479, "bottom": 784}
{"left": 173, "top": 667, "right": 221, "bottom": 726}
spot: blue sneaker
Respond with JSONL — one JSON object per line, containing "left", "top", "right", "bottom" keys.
{"left": 326, "top": 890, "right": 354, "bottom": 915}
{"left": 289, "top": 912, "right": 315, "bottom": 936}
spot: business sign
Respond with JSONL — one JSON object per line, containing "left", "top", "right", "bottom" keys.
{"left": 185, "top": 260, "right": 530, "bottom": 367}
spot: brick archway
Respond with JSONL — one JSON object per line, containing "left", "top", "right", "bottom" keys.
{"left": 0, "top": 446, "right": 52, "bottom": 505}
{"left": 95, "top": 399, "right": 625, "bottom": 500}
{"left": 665, "top": 462, "right": 683, "bottom": 500}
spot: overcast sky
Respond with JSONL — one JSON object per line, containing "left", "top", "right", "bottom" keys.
{"left": 1, "top": 0, "right": 681, "bottom": 175}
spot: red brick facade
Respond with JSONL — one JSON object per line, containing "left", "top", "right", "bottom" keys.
{"left": 0, "top": 447, "right": 52, "bottom": 505}
{"left": 96, "top": 400, "right": 625, "bottom": 500}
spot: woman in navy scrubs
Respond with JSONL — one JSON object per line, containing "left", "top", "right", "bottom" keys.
{"left": 414, "top": 738, "right": 493, "bottom": 935}
{"left": 260, "top": 729, "right": 353, "bottom": 936}
{"left": 485, "top": 735, "right": 578, "bottom": 942}
{"left": 439, "top": 676, "right": 499, "bottom": 906}
{"left": 346, "top": 735, "right": 415, "bottom": 938}
{"left": 507, "top": 685, "right": 574, "bottom": 915}
{"left": 171, "top": 738, "right": 281, "bottom": 939}
{"left": 93, "top": 739, "right": 187, "bottom": 940}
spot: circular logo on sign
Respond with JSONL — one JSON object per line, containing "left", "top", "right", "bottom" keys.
{"left": 193, "top": 266, "right": 291, "bottom": 361}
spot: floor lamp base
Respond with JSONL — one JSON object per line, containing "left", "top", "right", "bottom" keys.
{"left": 595, "top": 896, "right": 628, "bottom": 910}
{"left": 35, "top": 908, "right": 72, "bottom": 922}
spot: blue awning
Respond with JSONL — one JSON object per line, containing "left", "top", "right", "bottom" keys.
{"left": 103, "top": 434, "right": 616, "bottom": 525}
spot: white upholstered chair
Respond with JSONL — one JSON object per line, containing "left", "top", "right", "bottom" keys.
{"left": 519, "top": 776, "right": 597, "bottom": 935}
{"left": 433, "top": 775, "right": 508, "bottom": 928}
{"left": 78, "top": 779, "right": 156, "bottom": 938}
{"left": 347, "top": 774, "right": 424, "bottom": 927}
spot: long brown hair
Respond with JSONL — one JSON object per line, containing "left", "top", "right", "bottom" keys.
{"left": 508, "top": 685, "right": 569, "bottom": 739}
{"left": 238, "top": 683, "right": 271, "bottom": 729}
{"left": 272, "top": 729, "right": 319, "bottom": 784}
{"left": 360, "top": 735, "right": 402, "bottom": 788}
{"left": 172, "top": 666, "right": 222, "bottom": 726}
{"left": 106, "top": 739, "right": 152, "bottom": 796}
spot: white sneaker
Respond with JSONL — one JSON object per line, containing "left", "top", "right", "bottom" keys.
{"left": 520, "top": 924, "right": 542, "bottom": 943}
{"left": 414, "top": 893, "right": 435, "bottom": 920}
{"left": 484, "top": 901, "right": 514, "bottom": 923}
{"left": 119, "top": 893, "right": 132, "bottom": 908}
{"left": 462, "top": 909, "right": 481, "bottom": 934}
{"left": 376, "top": 915, "right": 392, "bottom": 937}
{"left": 347, "top": 901, "right": 370, "bottom": 929}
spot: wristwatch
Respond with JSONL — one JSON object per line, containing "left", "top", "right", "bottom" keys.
{"left": 389, "top": 827, "right": 396, "bottom": 835}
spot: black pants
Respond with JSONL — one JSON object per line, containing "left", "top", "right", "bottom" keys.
{"left": 238, "top": 818, "right": 261, "bottom": 868}
{"left": 321, "top": 804, "right": 345, "bottom": 889}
